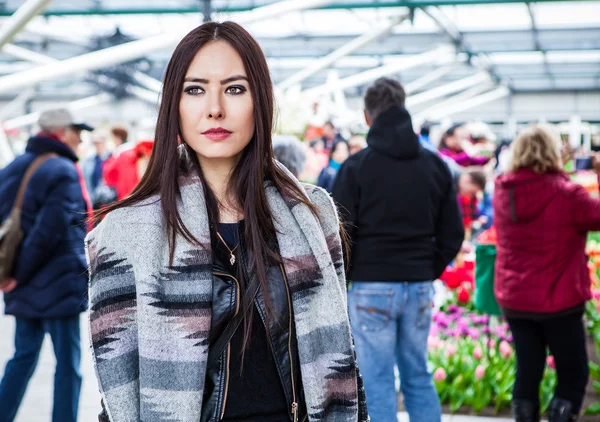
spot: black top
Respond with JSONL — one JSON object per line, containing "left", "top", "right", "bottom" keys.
{"left": 332, "top": 105, "right": 465, "bottom": 282}
{"left": 216, "top": 222, "right": 289, "bottom": 422}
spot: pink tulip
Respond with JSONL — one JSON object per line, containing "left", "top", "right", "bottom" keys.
{"left": 433, "top": 367, "right": 447, "bottom": 382}
{"left": 499, "top": 340, "right": 513, "bottom": 358}
{"left": 473, "top": 346, "right": 483, "bottom": 360}
{"left": 487, "top": 339, "right": 496, "bottom": 348}
{"left": 546, "top": 355, "right": 556, "bottom": 369}
{"left": 475, "top": 365, "right": 485, "bottom": 380}
{"left": 428, "top": 336, "right": 440, "bottom": 349}
{"left": 446, "top": 343, "right": 457, "bottom": 357}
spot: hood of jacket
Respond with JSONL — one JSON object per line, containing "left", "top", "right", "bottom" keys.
{"left": 25, "top": 133, "right": 78, "bottom": 162}
{"left": 366, "top": 104, "right": 421, "bottom": 159}
{"left": 494, "top": 168, "right": 567, "bottom": 223}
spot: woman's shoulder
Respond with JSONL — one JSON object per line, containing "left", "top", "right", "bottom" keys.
{"left": 86, "top": 197, "right": 163, "bottom": 246}
{"left": 302, "top": 184, "right": 340, "bottom": 229}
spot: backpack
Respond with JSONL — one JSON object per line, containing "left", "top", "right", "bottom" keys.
{"left": 0, "top": 153, "right": 57, "bottom": 282}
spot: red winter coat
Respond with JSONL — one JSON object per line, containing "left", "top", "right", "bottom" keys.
{"left": 103, "top": 141, "right": 153, "bottom": 200}
{"left": 494, "top": 169, "right": 600, "bottom": 313}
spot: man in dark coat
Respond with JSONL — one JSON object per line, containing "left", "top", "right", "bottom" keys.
{"left": 0, "top": 108, "right": 93, "bottom": 422}
{"left": 332, "top": 78, "right": 464, "bottom": 422}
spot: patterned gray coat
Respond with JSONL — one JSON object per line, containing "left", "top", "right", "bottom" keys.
{"left": 86, "top": 164, "right": 368, "bottom": 422}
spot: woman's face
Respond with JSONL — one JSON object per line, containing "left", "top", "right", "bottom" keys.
{"left": 332, "top": 142, "right": 350, "bottom": 164}
{"left": 446, "top": 127, "right": 467, "bottom": 151}
{"left": 179, "top": 40, "right": 255, "bottom": 167}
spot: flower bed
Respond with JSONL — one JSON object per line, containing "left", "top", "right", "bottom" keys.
{"left": 427, "top": 238, "right": 600, "bottom": 417}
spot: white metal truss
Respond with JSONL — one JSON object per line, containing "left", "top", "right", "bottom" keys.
{"left": 405, "top": 72, "right": 491, "bottom": 108}
{"left": 423, "top": 85, "right": 510, "bottom": 121}
{"left": 0, "top": 0, "right": 52, "bottom": 48}
{"left": 0, "top": 0, "right": 337, "bottom": 95}
{"left": 302, "top": 46, "right": 455, "bottom": 99}
{"left": 277, "top": 13, "right": 409, "bottom": 91}
{"left": 404, "top": 64, "right": 459, "bottom": 95}
{"left": 3, "top": 93, "right": 113, "bottom": 130}
{"left": 413, "top": 81, "right": 495, "bottom": 122}
{"left": 0, "top": 88, "right": 35, "bottom": 120}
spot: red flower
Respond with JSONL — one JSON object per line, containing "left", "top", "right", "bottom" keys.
{"left": 441, "top": 269, "right": 461, "bottom": 289}
{"left": 457, "top": 287, "right": 471, "bottom": 303}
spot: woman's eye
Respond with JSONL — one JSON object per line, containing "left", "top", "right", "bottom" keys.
{"left": 226, "top": 86, "right": 246, "bottom": 95}
{"left": 184, "top": 86, "right": 203, "bottom": 96}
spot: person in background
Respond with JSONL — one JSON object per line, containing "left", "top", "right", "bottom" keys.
{"left": 457, "top": 170, "right": 489, "bottom": 237}
{"left": 0, "top": 108, "right": 93, "bottom": 422}
{"left": 332, "top": 77, "right": 464, "bottom": 422}
{"left": 348, "top": 134, "right": 367, "bottom": 155}
{"left": 418, "top": 120, "right": 436, "bottom": 152}
{"left": 322, "top": 120, "right": 346, "bottom": 151}
{"left": 494, "top": 125, "right": 599, "bottom": 422}
{"left": 102, "top": 125, "right": 130, "bottom": 199}
{"left": 82, "top": 132, "right": 109, "bottom": 208}
{"left": 439, "top": 124, "right": 491, "bottom": 167}
{"left": 272, "top": 135, "right": 307, "bottom": 178}
{"left": 302, "top": 138, "right": 329, "bottom": 184}
{"left": 317, "top": 140, "right": 349, "bottom": 193}
{"left": 109, "top": 124, "right": 129, "bottom": 152}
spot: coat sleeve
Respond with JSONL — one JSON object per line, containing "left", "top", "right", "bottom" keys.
{"left": 86, "top": 215, "right": 140, "bottom": 422}
{"left": 569, "top": 178, "right": 600, "bottom": 232}
{"left": 305, "top": 185, "right": 370, "bottom": 421}
{"left": 12, "top": 166, "right": 83, "bottom": 285}
{"left": 433, "top": 169, "right": 465, "bottom": 279}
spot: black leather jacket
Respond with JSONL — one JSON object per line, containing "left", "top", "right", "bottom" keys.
{"left": 201, "top": 233, "right": 307, "bottom": 422}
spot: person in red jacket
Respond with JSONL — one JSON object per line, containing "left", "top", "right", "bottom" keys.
{"left": 494, "top": 125, "right": 599, "bottom": 422}
{"left": 103, "top": 140, "right": 154, "bottom": 200}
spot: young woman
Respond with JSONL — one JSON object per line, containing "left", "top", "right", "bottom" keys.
{"left": 438, "top": 124, "right": 490, "bottom": 167}
{"left": 317, "top": 140, "right": 350, "bottom": 193}
{"left": 494, "top": 125, "right": 600, "bottom": 422}
{"left": 86, "top": 22, "right": 368, "bottom": 422}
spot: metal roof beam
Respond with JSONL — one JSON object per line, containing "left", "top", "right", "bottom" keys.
{"left": 0, "top": 0, "right": 335, "bottom": 95}
{"left": 302, "top": 46, "right": 455, "bottom": 99}
{"left": 0, "top": 0, "right": 52, "bottom": 48}
{"left": 526, "top": 2, "right": 555, "bottom": 87}
{"left": 405, "top": 71, "right": 491, "bottom": 108}
{"left": 420, "top": 6, "right": 508, "bottom": 88}
{"left": 0, "top": 1, "right": 593, "bottom": 16}
{"left": 3, "top": 93, "right": 113, "bottom": 130}
{"left": 423, "top": 85, "right": 510, "bottom": 120}
{"left": 277, "top": 12, "right": 409, "bottom": 91}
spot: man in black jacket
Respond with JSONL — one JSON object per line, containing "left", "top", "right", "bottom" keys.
{"left": 332, "top": 77, "right": 463, "bottom": 422}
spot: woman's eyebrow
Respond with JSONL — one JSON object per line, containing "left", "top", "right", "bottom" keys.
{"left": 183, "top": 75, "right": 248, "bottom": 84}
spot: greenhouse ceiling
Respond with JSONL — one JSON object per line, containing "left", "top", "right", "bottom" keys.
{"left": 0, "top": 0, "right": 596, "bottom": 106}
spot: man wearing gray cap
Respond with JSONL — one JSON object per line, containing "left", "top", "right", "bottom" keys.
{"left": 0, "top": 108, "right": 94, "bottom": 422}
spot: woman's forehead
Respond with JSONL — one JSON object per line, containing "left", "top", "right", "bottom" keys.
{"left": 185, "top": 41, "right": 246, "bottom": 80}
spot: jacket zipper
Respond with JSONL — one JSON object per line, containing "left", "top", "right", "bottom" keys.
{"left": 279, "top": 264, "right": 298, "bottom": 422}
{"left": 213, "top": 271, "right": 241, "bottom": 420}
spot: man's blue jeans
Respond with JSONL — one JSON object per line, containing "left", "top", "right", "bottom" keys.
{"left": 0, "top": 316, "right": 82, "bottom": 422}
{"left": 348, "top": 282, "right": 441, "bottom": 422}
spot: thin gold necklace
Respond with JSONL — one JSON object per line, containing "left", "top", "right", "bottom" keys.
{"left": 216, "top": 231, "right": 239, "bottom": 265}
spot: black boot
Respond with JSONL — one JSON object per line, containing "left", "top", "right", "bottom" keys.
{"left": 512, "top": 399, "right": 541, "bottom": 422}
{"left": 548, "top": 397, "right": 578, "bottom": 422}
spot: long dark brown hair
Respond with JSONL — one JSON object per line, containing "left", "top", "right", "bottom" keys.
{"left": 94, "top": 21, "right": 317, "bottom": 352}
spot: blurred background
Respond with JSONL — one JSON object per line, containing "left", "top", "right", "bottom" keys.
{"left": 0, "top": 1, "right": 598, "bottom": 421}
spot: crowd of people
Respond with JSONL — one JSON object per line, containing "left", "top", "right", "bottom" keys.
{"left": 0, "top": 19, "right": 597, "bottom": 422}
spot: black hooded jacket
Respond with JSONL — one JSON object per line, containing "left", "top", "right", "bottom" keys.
{"left": 332, "top": 105, "right": 464, "bottom": 282}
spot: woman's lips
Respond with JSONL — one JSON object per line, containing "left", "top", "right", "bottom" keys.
{"left": 203, "top": 131, "right": 232, "bottom": 141}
